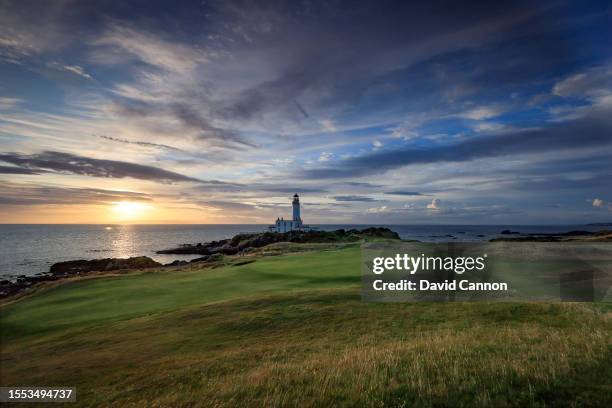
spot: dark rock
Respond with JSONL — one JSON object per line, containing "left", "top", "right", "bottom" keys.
{"left": 50, "top": 256, "right": 161, "bottom": 276}
{"left": 0, "top": 273, "right": 60, "bottom": 298}
{"left": 500, "top": 230, "right": 520, "bottom": 235}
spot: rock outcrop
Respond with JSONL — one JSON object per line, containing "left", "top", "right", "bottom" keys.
{"left": 50, "top": 256, "right": 161, "bottom": 276}
{"left": 157, "top": 227, "right": 401, "bottom": 255}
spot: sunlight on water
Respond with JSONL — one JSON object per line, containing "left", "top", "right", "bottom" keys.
{"left": 111, "top": 225, "right": 137, "bottom": 259}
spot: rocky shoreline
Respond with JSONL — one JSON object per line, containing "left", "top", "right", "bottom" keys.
{"left": 1, "top": 227, "right": 400, "bottom": 298}
{"left": 490, "top": 229, "right": 612, "bottom": 242}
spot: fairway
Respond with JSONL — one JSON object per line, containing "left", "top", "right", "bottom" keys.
{"left": 1, "top": 245, "right": 611, "bottom": 407}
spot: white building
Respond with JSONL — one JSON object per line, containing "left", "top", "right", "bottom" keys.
{"left": 269, "top": 194, "right": 311, "bottom": 233}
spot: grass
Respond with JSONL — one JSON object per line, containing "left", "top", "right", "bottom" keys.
{"left": 1, "top": 243, "right": 611, "bottom": 407}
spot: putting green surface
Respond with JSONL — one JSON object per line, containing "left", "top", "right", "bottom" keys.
{"left": 1, "top": 245, "right": 361, "bottom": 341}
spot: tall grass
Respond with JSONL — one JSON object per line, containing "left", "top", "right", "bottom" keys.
{"left": 2, "top": 290, "right": 610, "bottom": 407}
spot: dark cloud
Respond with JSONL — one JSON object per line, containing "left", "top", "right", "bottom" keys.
{"left": 169, "top": 103, "right": 256, "bottom": 148}
{"left": 340, "top": 182, "right": 384, "bottom": 188}
{"left": 212, "top": 0, "right": 579, "bottom": 124}
{"left": 304, "top": 112, "right": 612, "bottom": 179}
{"left": 333, "top": 195, "right": 380, "bottom": 202}
{"left": 195, "top": 200, "right": 290, "bottom": 212}
{"left": 384, "top": 191, "right": 425, "bottom": 196}
{"left": 0, "top": 165, "right": 43, "bottom": 175}
{"left": 250, "top": 185, "right": 328, "bottom": 194}
{"left": 189, "top": 183, "right": 327, "bottom": 195}
{"left": 200, "top": 200, "right": 256, "bottom": 211}
{"left": 0, "top": 151, "right": 203, "bottom": 183}
{"left": 0, "top": 182, "right": 152, "bottom": 205}
{"left": 510, "top": 173, "right": 612, "bottom": 192}
{"left": 110, "top": 100, "right": 255, "bottom": 149}
{"left": 99, "top": 135, "right": 184, "bottom": 152}
{"left": 295, "top": 101, "right": 310, "bottom": 118}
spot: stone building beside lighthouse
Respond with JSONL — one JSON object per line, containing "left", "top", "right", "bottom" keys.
{"left": 269, "top": 194, "right": 310, "bottom": 233}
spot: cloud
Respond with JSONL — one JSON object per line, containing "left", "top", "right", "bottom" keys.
{"left": 553, "top": 66, "right": 612, "bottom": 98}
{"left": 0, "top": 0, "right": 73, "bottom": 61}
{"left": 0, "top": 97, "right": 23, "bottom": 109}
{"left": 295, "top": 101, "right": 310, "bottom": 118}
{"left": 472, "top": 122, "right": 505, "bottom": 132}
{"left": 92, "top": 23, "right": 208, "bottom": 74}
{"left": 110, "top": 100, "right": 255, "bottom": 149}
{"left": 304, "top": 111, "right": 612, "bottom": 179}
{"left": 320, "top": 119, "right": 337, "bottom": 133}
{"left": 591, "top": 197, "right": 611, "bottom": 212}
{"left": 426, "top": 198, "right": 441, "bottom": 210}
{"left": 45, "top": 61, "right": 94, "bottom": 79}
{"left": 0, "top": 181, "right": 152, "bottom": 206}
{"left": 341, "top": 182, "right": 383, "bottom": 188}
{"left": 366, "top": 205, "right": 390, "bottom": 214}
{"left": 0, "top": 165, "right": 42, "bottom": 175}
{"left": 169, "top": 103, "right": 255, "bottom": 148}
{"left": 372, "top": 140, "right": 383, "bottom": 151}
{"left": 0, "top": 151, "right": 203, "bottom": 183}
{"left": 592, "top": 198, "right": 605, "bottom": 208}
{"left": 461, "top": 106, "right": 502, "bottom": 120}
{"left": 333, "top": 195, "right": 380, "bottom": 202}
{"left": 58, "top": 64, "right": 93, "bottom": 80}
{"left": 99, "top": 135, "right": 184, "bottom": 152}
{"left": 250, "top": 185, "right": 327, "bottom": 194}
{"left": 198, "top": 200, "right": 256, "bottom": 212}
{"left": 189, "top": 182, "right": 327, "bottom": 195}
{"left": 318, "top": 152, "right": 332, "bottom": 162}
{"left": 384, "top": 191, "right": 425, "bottom": 196}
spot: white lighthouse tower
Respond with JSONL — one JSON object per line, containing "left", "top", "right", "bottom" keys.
{"left": 269, "top": 193, "right": 310, "bottom": 233}
{"left": 292, "top": 193, "right": 301, "bottom": 223}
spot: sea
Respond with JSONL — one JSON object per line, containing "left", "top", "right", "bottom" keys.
{"left": 0, "top": 224, "right": 605, "bottom": 279}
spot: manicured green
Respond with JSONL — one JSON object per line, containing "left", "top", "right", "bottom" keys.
{"left": 1, "top": 244, "right": 361, "bottom": 341}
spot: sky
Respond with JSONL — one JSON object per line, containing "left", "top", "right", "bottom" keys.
{"left": 0, "top": 0, "right": 611, "bottom": 225}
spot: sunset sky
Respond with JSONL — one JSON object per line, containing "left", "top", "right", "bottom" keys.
{"left": 1, "top": 0, "right": 611, "bottom": 224}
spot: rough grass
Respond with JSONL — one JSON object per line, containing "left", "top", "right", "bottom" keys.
{"left": 1, "top": 245, "right": 611, "bottom": 407}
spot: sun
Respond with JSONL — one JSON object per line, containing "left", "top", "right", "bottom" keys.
{"left": 112, "top": 201, "right": 152, "bottom": 220}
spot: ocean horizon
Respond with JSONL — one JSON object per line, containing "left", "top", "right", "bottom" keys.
{"left": 0, "top": 223, "right": 605, "bottom": 279}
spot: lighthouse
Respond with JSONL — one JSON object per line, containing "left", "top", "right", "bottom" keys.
{"left": 268, "top": 193, "right": 311, "bottom": 233}
{"left": 292, "top": 193, "right": 301, "bottom": 222}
